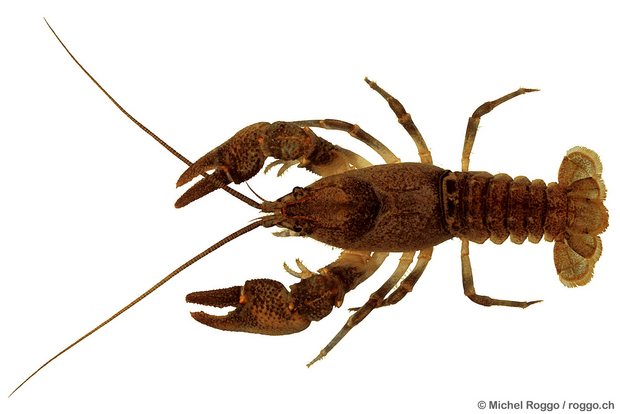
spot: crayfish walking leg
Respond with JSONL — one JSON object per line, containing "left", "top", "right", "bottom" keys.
{"left": 307, "top": 249, "right": 433, "bottom": 366}
{"left": 291, "top": 119, "right": 400, "bottom": 165}
{"left": 364, "top": 77, "right": 432, "bottom": 164}
{"left": 459, "top": 87, "right": 544, "bottom": 308}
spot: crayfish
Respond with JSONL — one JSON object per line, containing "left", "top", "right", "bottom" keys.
{"left": 11, "top": 20, "right": 608, "bottom": 396}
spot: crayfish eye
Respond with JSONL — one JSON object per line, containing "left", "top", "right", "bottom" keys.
{"left": 292, "top": 186, "right": 308, "bottom": 199}
{"left": 292, "top": 225, "right": 303, "bottom": 233}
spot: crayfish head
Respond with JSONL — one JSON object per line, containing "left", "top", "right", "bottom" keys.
{"left": 260, "top": 174, "right": 382, "bottom": 250}
{"left": 259, "top": 186, "right": 321, "bottom": 235}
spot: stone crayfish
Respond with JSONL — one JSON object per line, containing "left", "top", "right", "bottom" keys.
{"left": 10, "top": 20, "right": 608, "bottom": 396}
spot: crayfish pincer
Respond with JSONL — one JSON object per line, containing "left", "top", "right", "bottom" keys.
{"left": 174, "top": 121, "right": 353, "bottom": 208}
{"left": 187, "top": 274, "right": 345, "bottom": 335}
{"left": 12, "top": 19, "right": 608, "bottom": 396}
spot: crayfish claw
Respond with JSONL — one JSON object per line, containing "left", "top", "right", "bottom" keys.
{"left": 175, "top": 169, "right": 232, "bottom": 208}
{"left": 186, "top": 279, "right": 312, "bottom": 335}
{"left": 175, "top": 122, "right": 271, "bottom": 207}
{"left": 186, "top": 285, "right": 242, "bottom": 308}
{"left": 187, "top": 273, "right": 346, "bottom": 335}
{"left": 177, "top": 122, "right": 271, "bottom": 189}
{"left": 175, "top": 121, "right": 355, "bottom": 207}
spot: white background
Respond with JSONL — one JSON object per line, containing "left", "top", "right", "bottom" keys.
{"left": 2, "top": 2, "right": 618, "bottom": 413}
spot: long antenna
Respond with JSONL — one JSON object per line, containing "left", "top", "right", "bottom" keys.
{"left": 10, "top": 20, "right": 268, "bottom": 397}
{"left": 10, "top": 220, "right": 262, "bottom": 397}
{"left": 43, "top": 18, "right": 260, "bottom": 210}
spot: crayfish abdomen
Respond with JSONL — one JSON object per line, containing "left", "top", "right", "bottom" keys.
{"left": 442, "top": 146, "right": 607, "bottom": 287}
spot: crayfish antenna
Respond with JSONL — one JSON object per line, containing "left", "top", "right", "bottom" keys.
{"left": 43, "top": 18, "right": 260, "bottom": 210}
{"left": 9, "top": 221, "right": 261, "bottom": 397}
{"left": 245, "top": 183, "right": 267, "bottom": 202}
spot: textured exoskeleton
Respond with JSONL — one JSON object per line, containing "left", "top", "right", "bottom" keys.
{"left": 179, "top": 80, "right": 608, "bottom": 364}
{"left": 15, "top": 19, "right": 607, "bottom": 398}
